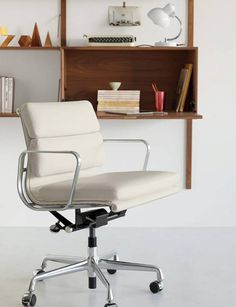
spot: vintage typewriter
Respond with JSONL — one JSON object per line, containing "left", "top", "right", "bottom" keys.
{"left": 84, "top": 35, "right": 136, "bottom": 47}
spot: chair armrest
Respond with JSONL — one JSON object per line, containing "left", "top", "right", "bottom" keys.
{"left": 17, "top": 150, "right": 81, "bottom": 211}
{"left": 103, "top": 139, "right": 151, "bottom": 170}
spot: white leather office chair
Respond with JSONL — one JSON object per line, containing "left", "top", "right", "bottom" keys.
{"left": 17, "top": 101, "right": 179, "bottom": 307}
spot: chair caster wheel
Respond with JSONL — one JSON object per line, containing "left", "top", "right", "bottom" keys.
{"left": 22, "top": 293, "right": 37, "bottom": 306}
{"left": 107, "top": 254, "right": 118, "bottom": 274}
{"left": 149, "top": 281, "right": 163, "bottom": 293}
{"left": 107, "top": 269, "right": 117, "bottom": 275}
{"left": 104, "top": 303, "right": 118, "bottom": 307}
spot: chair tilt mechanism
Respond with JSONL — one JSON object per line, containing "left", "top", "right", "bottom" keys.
{"left": 17, "top": 101, "right": 180, "bottom": 307}
{"left": 50, "top": 208, "right": 126, "bottom": 234}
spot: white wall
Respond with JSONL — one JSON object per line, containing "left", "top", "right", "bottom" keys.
{"left": 0, "top": 0, "right": 235, "bottom": 227}
{"left": 67, "top": 0, "right": 188, "bottom": 46}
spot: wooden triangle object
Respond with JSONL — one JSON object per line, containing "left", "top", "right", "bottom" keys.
{"left": 44, "top": 32, "right": 52, "bottom": 47}
{"left": 1, "top": 35, "right": 15, "bottom": 47}
{"left": 31, "top": 23, "right": 42, "bottom": 47}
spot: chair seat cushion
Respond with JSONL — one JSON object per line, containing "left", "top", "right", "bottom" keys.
{"left": 29, "top": 171, "right": 180, "bottom": 212}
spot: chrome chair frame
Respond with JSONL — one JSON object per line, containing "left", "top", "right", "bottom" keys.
{"left": 28, "top": 236, "right": 163, "bottom": 306}
{"left": 18, "top": 139, "right": 163, "bottom": 307}
{"left": 17, "top": 139, "right": 150, "bottom": 212}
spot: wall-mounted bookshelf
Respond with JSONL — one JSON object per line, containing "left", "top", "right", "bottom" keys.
{"left": 62, "top": 46, "right": 198, "bottom": 114}
{"left": 0, "top": 0, "right": 201, "bottom": 189}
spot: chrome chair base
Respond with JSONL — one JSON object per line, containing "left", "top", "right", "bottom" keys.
{"left": 22, "top": 229, "right": 164, "bottom": 307}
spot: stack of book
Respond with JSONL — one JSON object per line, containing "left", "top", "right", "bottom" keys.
{"left": 176, "top": 64, "right": 193, "bottom": 112}
{"left": 97, "top": 90, "right": 140, "bottom": 114}
{"left": 0, "top": 76, "right": 14, "bottom": 113}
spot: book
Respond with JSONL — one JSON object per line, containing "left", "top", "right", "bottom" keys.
{"left": 97, "top": 107, "right": 140, "bottom": 113}
{"left": 103, "top": 111, "right": 168, "bottom": 116}
{"left": 97, "top": 105, "right": 139, "bottom": 110}
{"left": 0, "top": 78, "right": 2, "bottom": 113}
{"left": 175, "top": 68, "right": 187, "bottom": 110}
{"left": 176, "top": 64, "right": 193, "bottom": 112}
{"left": 7, "top": 77, "right": 14, "bottom": 113}
{"left": 98, "top": 90, "right": 140, "bottom": 95}
{"left": 98, "top": 101, "right": 139, "bottom": 107}
{"left": 97, "top": 90, "right": 140, "bottom": 113}
{"left": 97, "top": 90, "right": 140, "bottom": 102}
{"left": 97, "top": 102, "right": 139, "bottom": 112}
{"left": 4, "top": 77, "right": 9, "bottom": 113}
{"left": 1, "top": 77, "right": 6, "bottom": 113}
{"left": 179, "top": 64, "right": 193, "bottom": 112}
{"left": 0, "top": 77, "right": 14, "bottom": 113}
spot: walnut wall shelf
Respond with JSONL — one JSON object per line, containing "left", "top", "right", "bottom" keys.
{"left": 0, "top": 0, "right": 201, "bottom": 190}
{"left": 62, "top": 47, "right": 198, "bottom": 113}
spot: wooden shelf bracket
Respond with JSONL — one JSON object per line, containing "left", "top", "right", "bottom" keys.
{"left": 186, "top": 119, "right": 193, "bottom": 189}
{"left": 61, "top": 0, "right": 67, "bottom": 46}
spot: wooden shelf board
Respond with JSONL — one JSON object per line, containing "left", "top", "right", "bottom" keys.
{"left": 0, "top": 113, "right": 18, "bottom": 117}
{"left": 97, "top": 112, "right": 202, "bottom": 120}
{"left": 0, "top": 47, "right": 60, "bottom": 50}
{"left": 63, "top": 46, "right": 198, "bottom": 52}
{"left": 0, "top": 46, "right": 198, "bottom": 53}
{"left": 0, "top": 111, "right": 203, "bottom": 120}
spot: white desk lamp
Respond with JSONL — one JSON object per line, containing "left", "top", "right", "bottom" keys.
{"left": 147, "top": 3, "right": 183, "bottom": 46}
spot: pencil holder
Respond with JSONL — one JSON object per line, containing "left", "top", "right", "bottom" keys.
{"left": 155, "top": 91, "right": 165, "bottom": 112}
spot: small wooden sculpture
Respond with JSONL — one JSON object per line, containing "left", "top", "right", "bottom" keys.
{"left": 0, "top": 27, "right": 15, "bottom": 47}
{"left": 18, "top": 35, "right": 32, "bottom": 47}
{"left": 1, "top": 35, "right": 15, "bottom": 47}
{"left": 44, "top": 32, "right": 52, "bottom": 47}
{"left": 31, "top": 23, "right": 42, "bottom": 47}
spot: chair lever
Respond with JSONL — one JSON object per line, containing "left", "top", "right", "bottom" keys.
{"left": 49, "top": 211, "right": 74, "bottom": 233}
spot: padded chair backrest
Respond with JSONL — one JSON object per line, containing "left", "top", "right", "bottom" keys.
{"left": 19, "top": 101, "right": 104, "bottom": 179}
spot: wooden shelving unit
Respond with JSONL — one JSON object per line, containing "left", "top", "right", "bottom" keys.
{"left": 0, "top": 0, "right": 201, "bottom": 189}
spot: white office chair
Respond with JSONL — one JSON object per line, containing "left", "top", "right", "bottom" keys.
{"left": 17, "top": 101, "right": 179, "bottom": 307}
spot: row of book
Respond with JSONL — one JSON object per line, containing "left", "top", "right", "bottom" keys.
{"left": 176, "top": 64, "right": 193, "bottom": 112}
{"left": 97, "top": 90, "right": 140, "bottom": 114}
{"left": 0, "top": 77, "right": 15, "bottom": 113}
